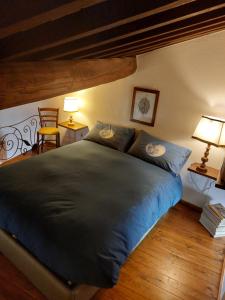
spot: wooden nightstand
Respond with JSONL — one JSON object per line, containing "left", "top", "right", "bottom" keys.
{"left": 58, "top": 121, "right": 88, "bottom": 145}
{"left": 188, "top": 163, "right": 219, "bottom": 181}
{"left": 188, "top": 163, "right": 225, "bottom": 190}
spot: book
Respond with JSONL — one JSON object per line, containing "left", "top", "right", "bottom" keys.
{"left": 200, "top": 214, "right": 225, "bottom": 233}
{"left": 200, "top": 215, "right": 225, "bottom": 238}
{"left": 212, "top": 232, "right": 225, "bottom": 238}
{"left": 203, "top": 206, "right": 225, "bottom": 226}
{"left": 200, "top": 214, "right": 224, "bottom": 231}
{"left": 209, "top": 203, "right": 225, "bottom": 219}
{"left": 200, "top": 203, "right": 225, "bottom": 238}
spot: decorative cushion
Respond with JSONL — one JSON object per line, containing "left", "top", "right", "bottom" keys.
{"left": 128, "top": 130, "right": 191, "bottom": 175}
{"left": 84, "top": 121, "right": 135, "bottom": 152}
{"left": 38, "top": 127, "right": 59, "bottom": 135}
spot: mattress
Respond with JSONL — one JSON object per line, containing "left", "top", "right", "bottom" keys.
{"left": 0, "top": 140, "right": 182, "bottom": 287}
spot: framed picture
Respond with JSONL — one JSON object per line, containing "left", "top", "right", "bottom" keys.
{"left": 130, "top": 87, "right": 159, "bottom": 126}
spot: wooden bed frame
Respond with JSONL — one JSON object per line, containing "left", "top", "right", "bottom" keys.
{"left": 0, "top": 229, "right": 99, "bottom": 300}
{"left": 0, "top": 219, "right": 159, "bottom": 300}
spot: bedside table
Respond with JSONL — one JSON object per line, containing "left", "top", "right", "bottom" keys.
{"left": 188, "top": 163, "right": 225, "bottom": 240}
{"left": 187, "top": 163, "right": 219, "bottom": 204}
{"left": 58, "top": 121, "right": 88, "bottom": 145}
{"left": 188, "top": 163, "right": 219, "bottom": 181}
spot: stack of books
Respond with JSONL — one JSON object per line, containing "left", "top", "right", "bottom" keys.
{"left": 200, "top": 203, "right": 225, "bottom": 238}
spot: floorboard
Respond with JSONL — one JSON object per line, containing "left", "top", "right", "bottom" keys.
{"left": 93, "top": 204, "right": 224, "bottom": 300}
{"left": 0, "top": 203, "right": 224, "bottom": 300}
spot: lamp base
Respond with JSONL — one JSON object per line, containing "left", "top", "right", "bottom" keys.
{"left": 196, "top": 143, "right": 211, "bottom": 174}
{"left": 196, "top": 165, "right": 208, "bottom": 174}
{"left": 68, "top": 115, "right": 75, "bottom": 126}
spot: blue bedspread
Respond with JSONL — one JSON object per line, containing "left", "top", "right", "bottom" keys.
{"left": 0, "top": 141, "right": 182, "bottom": 287}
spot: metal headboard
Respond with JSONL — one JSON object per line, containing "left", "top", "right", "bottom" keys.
{"left": 0, "top": 115, "right": 40, "bottom": 160}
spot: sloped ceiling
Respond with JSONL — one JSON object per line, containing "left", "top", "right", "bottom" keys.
{"left": 1, "top": 1, "right": 225, "bottom": 109}
{"left": 0, "top": 0, "right": 225, "bottom": 61}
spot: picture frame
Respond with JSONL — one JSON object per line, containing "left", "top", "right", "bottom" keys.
{"left": 130, "top": 87, "right": 160, "bottom": 126}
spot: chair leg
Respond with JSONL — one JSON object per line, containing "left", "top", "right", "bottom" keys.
{"left": 41, "top": 135, "right": 44, "bottom": 152}
{"left": 37, "top": 132, "right": 40, "bottom": 154}
{"left": 56, "top": 133, "right": 60, "bottom": 148}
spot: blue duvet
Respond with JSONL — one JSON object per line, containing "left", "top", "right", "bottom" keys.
{"left": 0, "top": 141, "right": 182, "bottom": 287}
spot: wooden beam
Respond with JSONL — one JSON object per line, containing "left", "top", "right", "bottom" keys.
{"left": 0, "top": 58, "right": 137, "bottom": 110}
{"left": 0, "top": 0, "right": 200, "bottom": 61}
{"left": 66, "top": 14, "right": 225, "bottom": 59}
{"left": 100, "top": 24, "right": 225, "bottom": 58}
{"left": 0, "top": 0, "right": 73, "bottom": 27}
{"left": 22, "top": 5, "right": 225, "bottom": 61}
{"left": 11, "top": 1, "right": 225, "bottom": 62}
{"left": 70, "top": 2, "right": 225, "bottom": 59}
{"left": 0, "top": 0, "right": 105, "bottom": 39}
{"left": 83, "top": 17, "right": 225, "bottom": 59}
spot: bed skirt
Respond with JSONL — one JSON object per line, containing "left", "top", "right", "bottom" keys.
{"left": 0, "top": 229, "right": 99, "bottom": 300}
{"left": 0, "top": 218, "right": 159, "bottom": 300}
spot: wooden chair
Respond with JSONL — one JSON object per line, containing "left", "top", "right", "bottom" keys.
{"left": 37, "top": 108, "right": 60, "bottom": 154}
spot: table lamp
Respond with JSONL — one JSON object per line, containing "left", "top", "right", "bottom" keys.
{"left": 192, "top": 115, "right": 225, "bottom": 173}
{"left": 64, "top": 97, "right": 79, "bottom": 126}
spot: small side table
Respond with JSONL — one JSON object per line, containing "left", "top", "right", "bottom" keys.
{"left": 188, "top": 163, "right": 224, "bottom": 239}
{"left": 58, "top": 121, "right": 88, "bottom": 145}
{"left": 188, "top": 163, "right": 219, "bottom": 181}
{"left": 187, "top": 163, "right": 219, "bottom": 206}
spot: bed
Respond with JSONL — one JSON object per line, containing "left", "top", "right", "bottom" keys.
{"left": 0, "top": 140, "right": 182, "bottom": 299}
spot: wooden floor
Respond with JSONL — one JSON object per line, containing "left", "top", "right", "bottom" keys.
{"left": 0, "top": 203, "right": 224, "bottom": 300}
{"left": 1, "top": 143, "right": 52, "bottom": 167}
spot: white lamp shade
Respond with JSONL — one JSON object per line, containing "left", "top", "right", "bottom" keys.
{"left": 192, "top": 115, "right": 225, "bottom": 147}
{"left": 64, "top": 97, "right": 79, "bottom": 112}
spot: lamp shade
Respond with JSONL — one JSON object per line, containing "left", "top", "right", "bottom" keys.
{"left": 192, "top": 115, "right": 225, "bottom": 147}
{"left": 64, "top": 97, "right": 79, "bottom": 112}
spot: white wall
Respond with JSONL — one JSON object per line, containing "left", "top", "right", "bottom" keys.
{"left": 0, "top": 96, "right": 66, "bottom": 127}
{"left": 72, "top": 30, "right": 225, "bottom": 207}
{"left": 0, "top": 97, "right": 64, "bottom": 160}
{"left": 0, "top": 30, "right": 225, "bottom": 206}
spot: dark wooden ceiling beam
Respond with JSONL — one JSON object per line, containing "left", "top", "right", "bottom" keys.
{"left": 75, "top": 15, "right": 225, "bottom": 60}
{"left": 99, "top": 24, "right": 225, "bottom": 59}
{"left": 14, "top": 1, "right": 225, "bottom": 62}
{"left": 43, "top": 4, "right": 225, "bottom": 59}
{"left": 0, "top": 58, "right": 136, "bottom": 110}
{"left": 0, "top": 0, "right": 203, "bottom": 61}
{"left": 65, "top": 16, "right": 225, "bottom": 59}
{"left": 20, "top": 4, "right": 225, "bottom": 61}
{"left": 1, "top": 1, "right": 225, "bottom": 64}
{"left": 0, "top": 0, "right": 105, "bottom": 39}
{"left": 0, "top": 0, "right": 74, "bottom": 28}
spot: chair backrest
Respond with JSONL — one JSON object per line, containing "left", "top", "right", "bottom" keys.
{"left": 38, "top": 108, "right": 59, "bottom": 128}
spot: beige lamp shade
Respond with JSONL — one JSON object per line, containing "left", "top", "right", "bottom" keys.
{"left": 64, "top": 97, "right": 79, "bottom": 126}
{"left": 64, "top": 97, "right": 79, "bottom": 112}
{"left": 192, "top": 115, "right": 225, "bottom": 147}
